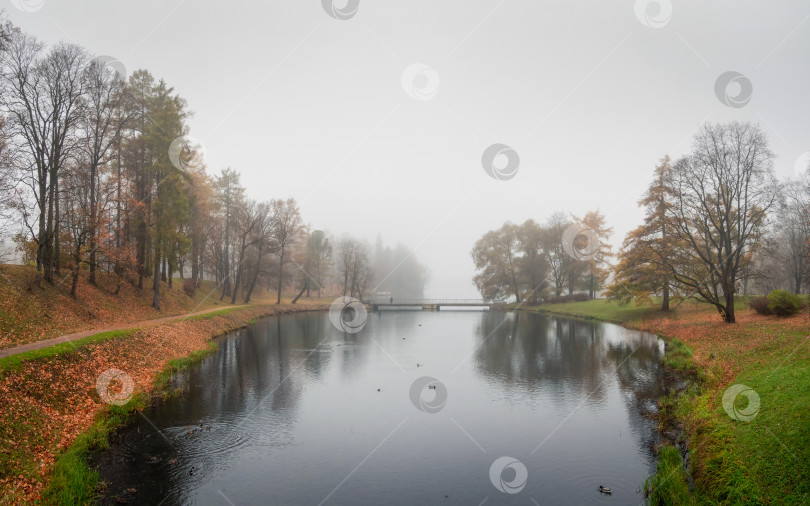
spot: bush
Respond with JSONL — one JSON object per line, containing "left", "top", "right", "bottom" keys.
{"left": 543, "top": 293, "right": 590, "bottom": 304}
{"left": 749, "top": 296, "right": 772, "bottom": 315}
{"left": 767, "top": 290, "right": 802, "bottom": 316}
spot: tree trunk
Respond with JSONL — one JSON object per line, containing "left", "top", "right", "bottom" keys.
{"left": 54, "top": 177, "right": 61, "bottom": 276}
{"left": 661, "top": 283, "right": 670, "bottom": 312}
{"left": 291, "top": 280, "right": 307, "bottom": 304}
{"left": 89, "top": 162, "right": 97, "bottom": 285}
{"left": 276, "top": 247, "right": 285, "bottom": 304}
{"left": 724, "top": 292, "right": 735, "bottom": 323}
{"left": 152, "top": 247, "right": 161, "bottom": 310}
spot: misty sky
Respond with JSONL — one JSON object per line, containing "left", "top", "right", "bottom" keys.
{"left": 7, "top": 0, "right": 810, "bottom": 297}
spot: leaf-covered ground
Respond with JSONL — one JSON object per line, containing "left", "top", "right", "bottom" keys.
{"left": 0, "top": 265, "right": 226, "bottom": 349}
{"left": 0, "top": 300, "right": 328, "bottom": 504}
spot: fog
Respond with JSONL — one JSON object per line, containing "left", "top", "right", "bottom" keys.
{"left": 8, "top": 0, "right": 809, "bottom": 297}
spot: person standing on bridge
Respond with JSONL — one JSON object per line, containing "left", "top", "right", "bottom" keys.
{"left": 390, "top": 297, "right": 393, "bottom": 304}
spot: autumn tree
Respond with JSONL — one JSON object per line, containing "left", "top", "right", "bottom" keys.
{"left": 665, "top": 122, "right": 778, "bottom": 323}
{"left": 606, "top": 156, "right": 677, "bottom": 310}
{"left": 471, "top": 222, "right": 522, "bottom": 302}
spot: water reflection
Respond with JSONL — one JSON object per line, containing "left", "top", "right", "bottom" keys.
{"left": 96, "top": 311, "right": 665, "bottom": 505}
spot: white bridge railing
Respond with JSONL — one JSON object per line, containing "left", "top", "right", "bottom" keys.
{"left": 362, "top": 298, "right": 498, "bottom": 305}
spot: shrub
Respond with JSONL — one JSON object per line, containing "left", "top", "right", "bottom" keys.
{"left": 183, "top": 278, "right": 196, "bottom": 297}
{"left": 748, "top": 296, "right": 772, "bottom": 315}
{"left": 767, "top": 290, "right": 801, "bottom": 316}
{"left": 543, "top": 293, "right": 590, "bottom": 304}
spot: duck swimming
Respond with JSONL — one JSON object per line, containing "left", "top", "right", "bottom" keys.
{"left": 598, "top": 486, "right": 612, "bottom": 494}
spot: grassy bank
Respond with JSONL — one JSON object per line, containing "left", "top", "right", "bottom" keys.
{"left": 0, "top": 300, "right": 328, "bottom": 504}
{"left": 517, "top": 298, "right": 809, "bottom": 504}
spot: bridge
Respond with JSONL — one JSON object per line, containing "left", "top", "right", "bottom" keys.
{"left": 361, "top": 298, "right": 503, "bottom": 311}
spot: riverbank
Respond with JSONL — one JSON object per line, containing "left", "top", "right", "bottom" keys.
{"left": 511, "top": 299, "right": 809, "bottom": 504}
{"left": 0, "top": 300, "right": 329, "bottom": 504}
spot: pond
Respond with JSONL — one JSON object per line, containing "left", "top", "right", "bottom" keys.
{"left": 95, "top": 310, "right": 667, "bottom": 505}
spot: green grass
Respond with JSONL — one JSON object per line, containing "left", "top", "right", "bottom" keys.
{"left": 0, "top": 329, "right": 136, "bottom": 373}
{"left": 42, "top": 341, "right": 220, "bottom": 504}
{"left": 510, "top": 298, "right": 663, "bottom": 323}
{"left": 645, "top": 445, "right": 693, "bottom": 505}
{"left": 43, "top": 399, "right": 146, "bottom": 505}
{"left": 518, "top": 297, "right": 810, "bottom": 504}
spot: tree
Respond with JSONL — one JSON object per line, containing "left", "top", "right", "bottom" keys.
{"left": 540, "top": 212, "right": 572, "bottom": 297}
{"left": 216, "top": 168, "right": 243, "bottom": 300}
{"left": 271, "top": 198, "right": 303, "bottom": 304}
{"left": 0, "top": 30, "right": 86, "bottom": 285}
{"left": 471, "top": 222, "right": 522, "bottom": 302}
{"left": 516, "top": 219, "right": 549, "bottom": 304}
{"left": 571, "top": 210, "right": 613, "bottom": 299}
{"left": 665, "top": 122, "right": 778, "bottom": 323}
{"left": 607, "top": 157, "right": 678, "bottom": 310}
{"left": 80, "top": 57, "right": 127, "bottom": 285}
{"left": 777, "top": 177, "right": 810, "bottom": 294}
{"left": 305, "top": 229, "right": 331, "bottom": 298}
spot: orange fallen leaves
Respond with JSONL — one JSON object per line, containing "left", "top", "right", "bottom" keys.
{"left": 0, "top": 302, "right": 327, "bottom": 503}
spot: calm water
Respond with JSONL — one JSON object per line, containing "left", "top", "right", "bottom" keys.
{"left": 96, "top": 310, "right": 666, "bottom": 505}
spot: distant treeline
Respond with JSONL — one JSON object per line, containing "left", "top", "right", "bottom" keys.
{"left": 0, "top": 19, "right": 427, "bottom": 307}
{"left": 472, "top": 122, "right": 810, "bottom": 323}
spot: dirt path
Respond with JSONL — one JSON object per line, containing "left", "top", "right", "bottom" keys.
{"left": 0, "top": 305, "right": 244, "bottom": 359}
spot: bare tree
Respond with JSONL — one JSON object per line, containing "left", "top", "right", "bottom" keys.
{"left": 665, "top": 122, "right": 778, "bottom": 323}
{"left": 79, "top": 57, "right": 127, "bottom": 284}
{"left": 271, "top": 198, "right": 303, "bottom": 304}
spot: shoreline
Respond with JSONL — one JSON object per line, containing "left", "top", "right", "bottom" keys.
{"left": 0, "top": 301, "right": 329, "bottom": 504}
{"left": 509, "top": 300, "right": 809, "bottom": 504}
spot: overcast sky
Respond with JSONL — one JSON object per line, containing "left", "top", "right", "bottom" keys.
{"left": 7, "top": 0, "right": 810, "bottom": 297}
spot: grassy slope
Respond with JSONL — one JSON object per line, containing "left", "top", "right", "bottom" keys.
{"left": 519, "top": 298, "right": 809, "bottom": 505}
{"left": 0, "top": 264, "right": 227, "bottom": 349}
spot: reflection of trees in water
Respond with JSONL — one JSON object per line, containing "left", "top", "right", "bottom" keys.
{"left": 474, "top": 312, "right": 665, "bottom": 430}
{"left": 99, "top": 314, "right": 337, "bottom": 505}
